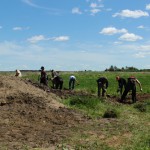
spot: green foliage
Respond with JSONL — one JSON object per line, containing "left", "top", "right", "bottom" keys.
{"left": 69, "top": 95, "right": 99, "bottom": 109}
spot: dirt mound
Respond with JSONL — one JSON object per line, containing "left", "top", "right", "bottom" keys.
{"left": 0, "top": 76, "right": 87, "bottom": 149}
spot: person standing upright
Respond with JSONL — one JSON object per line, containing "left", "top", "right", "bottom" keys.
{"left": 40, "top": 66, "right": 48, "bottom": 86}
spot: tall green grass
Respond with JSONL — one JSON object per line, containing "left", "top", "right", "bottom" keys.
{"left": 21, "top": 71, "right": 150, "bottom": 95}
{"left": 60, "top": 71, "right": 150, "bottom": 95}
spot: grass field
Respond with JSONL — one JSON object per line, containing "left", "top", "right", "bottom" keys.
{"left": 20, "top": 71, "right": 150, "bottom": 95}
{"left": 1, "top": 71, "right": 150, "bottom": 149}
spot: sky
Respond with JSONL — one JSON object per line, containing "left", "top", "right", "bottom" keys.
{"left": 0, "top": 0, "right": 150, "bottom": 71}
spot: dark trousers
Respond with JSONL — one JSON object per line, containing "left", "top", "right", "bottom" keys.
{"left": 121, "top": 84, "right": 136, "bottom": 103}
{"left": 69, "top": 79, "right": 75, "bottom": 90}
{"left": 98, "top": 82, "right": 105, "bottom": 97}
{"left": 40, "top": 78, "right": 47, "bottom": 86}
{"left": 119, "top": 85, "right": 123, "bottom": 95}
{"left": 55, "top": 80, "right": 63, "bottom": 90}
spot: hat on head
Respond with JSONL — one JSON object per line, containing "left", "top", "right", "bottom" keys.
{"left": 41, "top": 66, "right": 44, "bottom": 70}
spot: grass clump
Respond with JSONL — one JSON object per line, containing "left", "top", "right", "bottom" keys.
{"left": 134, "top": 103, "right": 147, "bottom": 112}
{"left": 134, "top": 101, "right": 150, "bottom": 112}
{"left": 103, "top": 108, "right": 119, "bottom": 118}
{"left": 69, "top": 95, "right": 99, "bottom": 109}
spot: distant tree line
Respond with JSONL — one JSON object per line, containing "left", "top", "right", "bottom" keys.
{"left": 105, "top": 65, "right": 150, "bottom": 72}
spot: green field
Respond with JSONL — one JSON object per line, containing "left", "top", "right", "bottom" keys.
{"left": 20, "top": 71, "right": 150, "bottom": 95}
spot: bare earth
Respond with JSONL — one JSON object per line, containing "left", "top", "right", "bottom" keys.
{"left": 0, "top": 76, "right": 149, "bottom": 150}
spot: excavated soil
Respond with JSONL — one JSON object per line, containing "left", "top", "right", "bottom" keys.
{"left": 0, "top": 75, "right": 149, "bottom": 149}
{"left": 0, "top": 76, "right": 90, "bottom": 149}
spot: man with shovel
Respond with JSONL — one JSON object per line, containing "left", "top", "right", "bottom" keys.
{"left": 96, "top": 76, "right": 108, "bottom": 97}
{"left": 121, "top": 76, "right": 142, "bottom": 103}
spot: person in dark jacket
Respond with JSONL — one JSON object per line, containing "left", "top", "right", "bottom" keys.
{"left": 116, "top": 76, "right": 127, "bottom": 96}
{"left": 121, "top": 76, "right": 142, "bottom": 103}
{"left": 96, "top": 77, "right": 108, "bottom": 97}
{"left": 52, "top": 76, "right": 63, "bottom": 90}
{"left": 40, "top": 66, "right": 48, "bottom": 86}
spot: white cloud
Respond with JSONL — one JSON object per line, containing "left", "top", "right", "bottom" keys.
{"left": 146, "top": 4, "right": 150, "bottom": 10}
{"left": 72, "top": 7, "right": 82, "bottom": 14}
{"left": 138, "top": 45, "right": 150, "bottom": 51}
{"left": 27, "top": 35, "right": 46, "bottom": 43}
{"left": 113, "top": 9, "right": 149, "bottom": 18}
{"left": 13, "top": 26, "right": 30, "bottom": 31}
{"left": 22, "top": 0, "right": 38, "bottom": 8}
{"left": 90, "top": 3, "right": 98, "bottom": 8}
{"left": 119, "top": 33, "right": 143, "bottom": 41}
{"left": 113, "top": 41, "right": 122, "bottom": 45}
{"left": 137, "top": 25, "right": 144, "bottom": 29}
{"left": 100, "top": 27, "right": 127, "bottom": 35}
{"left": 52, "top": 36, "right": 70, "bottom": 42}
{"left": 90, "top": 2, "right": 103, "bottom": 8}
{"left": 90, "top": 8, "right": 101, "bottom": 15}
{"left": 27, "top": 35, "right": 69, "bottom": 43}
{"left": 22, "top": 0, "right": 61, "bottom": 15}
{"left": 13, "top": 27, "right": 23, "bottom": 31}
{"left": 135, "top": 52, "right": 150, "bottom": 58}
{"left": 89, "top": 2, "right": 103, "bottom": 15}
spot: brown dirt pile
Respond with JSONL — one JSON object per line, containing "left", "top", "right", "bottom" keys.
{"left": 0, "top": 76, "right": 86, "bottom": 149}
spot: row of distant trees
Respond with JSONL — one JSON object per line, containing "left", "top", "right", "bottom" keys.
{"left": 105, "top": 65, "right": 150, "bottom": 72}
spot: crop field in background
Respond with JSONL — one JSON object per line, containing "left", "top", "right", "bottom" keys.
{"left": 19, "top": 71, "right": 150, "bottom": 95}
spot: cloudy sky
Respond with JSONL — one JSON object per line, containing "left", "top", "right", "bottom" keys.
{"left": 0, "top": 0, "right": 150, "bottom": 71}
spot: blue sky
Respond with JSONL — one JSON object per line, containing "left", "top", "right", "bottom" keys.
{"left": 0, "top": 0, "right": 150, "bottom": 71}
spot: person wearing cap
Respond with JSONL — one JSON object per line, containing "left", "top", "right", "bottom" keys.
{"left": 121, "top": 76, "right": 142, "bottom": 103}
{"left": 40, "top": 66, "right": 48, "bottom": 86}
{"left": 116, "top": 76, "right": 126, "bottom": 96}
{"left": 96, "top": 76, "right": 108, "bottom": 97}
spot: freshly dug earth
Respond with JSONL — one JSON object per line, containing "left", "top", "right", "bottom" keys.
{"left": 0, "top": 76, "right": 89, "bottom": 149}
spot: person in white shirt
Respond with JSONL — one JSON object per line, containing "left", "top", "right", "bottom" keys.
{"left": 69, "top": 75, "right": 78, "bottom": 90}
{"left": 15, "top": 69, "right": 22, "bottom": 77}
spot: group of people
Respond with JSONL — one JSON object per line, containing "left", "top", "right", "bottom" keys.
{"left": 97, "top": 75, "right": 142, "bottom": 103}
{"left": 15, "top": 67, "right": 143, "bottom": 103}
{"left": 40, "top": 66, "right": 78, "bottom": 90}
